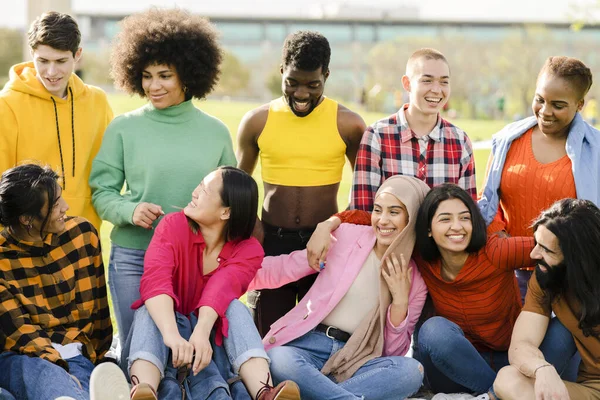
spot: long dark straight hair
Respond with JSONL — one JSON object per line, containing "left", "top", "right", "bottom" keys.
{"left": 533, "top": 198, "right": 600, "bottom": 338}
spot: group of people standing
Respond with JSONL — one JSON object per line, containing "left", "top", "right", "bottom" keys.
{"left": 1, "top": 6, "right": 599, "bottom": 400}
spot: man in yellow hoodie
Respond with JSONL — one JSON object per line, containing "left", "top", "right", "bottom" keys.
{"left": 0, "top": 11, "right": 113, "bottom": 230}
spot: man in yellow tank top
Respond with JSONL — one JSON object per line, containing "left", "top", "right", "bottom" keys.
{"left": 237, "top": 31, "right": 366, "bottom": 336}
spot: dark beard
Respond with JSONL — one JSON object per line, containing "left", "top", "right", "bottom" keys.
{"left": 535, "top": 259, "right": 567, "bottom": 299}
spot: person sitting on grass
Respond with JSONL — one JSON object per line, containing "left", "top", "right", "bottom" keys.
{"left": 306, "top": 184, "right": 578, "bottom": 400}
{"left": 248, "top": 175, "right": 430, "bottom": 400}
{"left": 494, "top": 199, "right": 600, "bottom": 400}
{"left": 0, "top": 164, "right": 129, "bottom": 400}
{"left": 124, "top": 167, "right": 301, "bottom": 400}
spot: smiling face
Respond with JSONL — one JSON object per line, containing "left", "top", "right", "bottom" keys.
{"left": 281, "top": 65, "right": 328, "bottom": 117}
{"left": 531, "top": 224, "right": 567, "bottom": 291}
{"left": 31, "top": 44, "right": 81, "bottom": 98}
{"left": 184, "top": 170, "right": 230, "bottom": 227}
{"left": 29, "top": 183, "right": 70, "bottom": 237}
{"left": 403, "top": 58, "right": 450, "bottom": 117}
{"left": 371, "top": 192, "right": 409, "bottom": 258}
{"left": 532, "top": 72, "right": 584, "bottom": 138}
{"left": 429, "top": 198, "right": 473, "bottom": 256}
{"left": 142, "top": 63, "right": 186, "bottom": 109}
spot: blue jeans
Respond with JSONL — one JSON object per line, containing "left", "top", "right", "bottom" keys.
{"left": 268, "top": 330, "right": 424, "bottom": 400}
{"left": 108, "top": 243, "right": 146, "bottom": 347}
{"left": 0, "top": 353, "right": 95, "bottom": 400}
{"left": 125, "top": 300, "right": 268, "bottom": 399}
{"left": 417, "top": 316, "right": 579, "bottom": 395}
{"left": 0, "top": 388, "right": 16, "bottom": 400}
{"left": 515, "top": 269, "right": 533, "bottom": 304}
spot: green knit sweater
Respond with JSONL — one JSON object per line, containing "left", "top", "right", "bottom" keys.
{"left": 90, "top": 100, "right": 236, "bottom": 250}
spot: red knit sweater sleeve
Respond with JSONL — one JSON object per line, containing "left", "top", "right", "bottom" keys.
{"left": 486, "top": 234, "right": 535, "bottom": 271}
{"left": 335, "top": 209, "right": 371, "bottom": 225}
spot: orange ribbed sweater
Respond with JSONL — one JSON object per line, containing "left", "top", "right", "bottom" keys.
{"left": 488, "top": 128, "right": 576, "bottom": 237}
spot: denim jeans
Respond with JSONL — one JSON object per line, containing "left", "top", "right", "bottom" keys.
{"left": 0, "top": 353, "right": 95, "bottom": 400}
{"left": 0, "top": 388, "right": 16, "bottom": 400}
{"left": 268, "top": 330, "right": 424, "bottom": 400}
{"left": 515, "top": 269, "right": 533, "bottom": 304}
{"left": 108, "top": 243, "right": 146, "bottom": 347}
{"left": 416, "top": 316, "right": 579, "bottom": 395}
{"left": 125, "top": 300, "right": 268, "bottom": 399}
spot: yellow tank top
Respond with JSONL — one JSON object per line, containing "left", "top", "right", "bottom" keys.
{"left": 258, "top": 97, "right": 346, "bottom": 186}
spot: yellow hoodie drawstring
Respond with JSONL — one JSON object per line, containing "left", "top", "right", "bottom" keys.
{"left": 51, "top": 97, "right": 66, "bottom": 190}
{"left": 69, "top": 87, "right": 75, "bottom": 179}
{"left": 50, "top": 88, "right": 75, "bottom": 190}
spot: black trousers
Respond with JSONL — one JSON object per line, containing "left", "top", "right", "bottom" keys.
{"left": 247, "top": 222, "right": 318, "bottom": 337}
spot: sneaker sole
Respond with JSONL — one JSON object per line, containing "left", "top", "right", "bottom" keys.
{"left": 89, "top": 362, "right": 130, "bottom": 400}
{"left": 275, "top": 381, "right": 301, "bottom": 400}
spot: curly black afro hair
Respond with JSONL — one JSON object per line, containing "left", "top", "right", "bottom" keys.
{"left": 282, "top": 31, "right": 331, "bottom": 72}
{"left": 110, "top": 8, "right": 223, "bottom": 99}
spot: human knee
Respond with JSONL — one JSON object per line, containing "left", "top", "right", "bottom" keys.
{"left": 396, "top": 358, "right": 425, "bottom": 394}
{"left": 493, "top": 366, "right": 525, "bottom": 399}
{"left": 225, "top": 299, "right": 249, "bottom": 318}
{"left": 418, "top": 317, "right": 461, "bottom": 351}
{"left": 267, "top": 347, "right": 299, "bottom": 381}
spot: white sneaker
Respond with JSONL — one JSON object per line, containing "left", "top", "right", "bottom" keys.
{"left": 89, "top": 362, "right": 130, "bottom": 400}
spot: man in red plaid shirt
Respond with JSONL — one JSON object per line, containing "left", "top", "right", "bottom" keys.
{"left": 350, "top": 48, "right": 476, "bottom": 211}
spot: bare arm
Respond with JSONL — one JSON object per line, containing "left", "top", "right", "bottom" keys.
{"left": 189, "top": 306, "right": 219, "bottom": 375}
{"left": 508, "top": 311, "right": 551, "bottom": 377}
{"left": 236, "top": 105, "right": 268, "bottom": 174}
{"left": 145, "top": 294, "right": 194, "bottom": 368}
{"left": 337, "top": 105, "right": 367, "bottom": 170}
{"left": 509, "top": 311, "right": 570, "bottom": 399}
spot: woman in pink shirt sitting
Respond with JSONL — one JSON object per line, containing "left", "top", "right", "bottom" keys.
{"left": 248, "top": 175, "right": 430, "bottom": 400}
{"left": 123, "top": 167, "right": 300, "bottom": 400}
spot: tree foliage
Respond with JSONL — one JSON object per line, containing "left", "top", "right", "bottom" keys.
{"left": 0, "top": 28, "right": 23, "bottom": 86}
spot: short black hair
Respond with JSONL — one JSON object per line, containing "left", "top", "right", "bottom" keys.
{"left": 219, "top": 166, "right": 258, "bottom": 241}
{"left": 0, "top": 164, "right": 59, "bottom": 236}
{"left": 110, "top": 8, "right": 222, "bottom": 100}
{"left": 538, "top": 56, "right": 593, "bottom": 100}
{"left": 416, "top": 183, "right": 487, "bottom": 261}
{"left": 282, "top": 31, "right": 331, "bottom": 73}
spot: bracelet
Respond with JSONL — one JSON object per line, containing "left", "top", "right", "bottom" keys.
{"left": 534, "top": 363, "right": 553, "bottom": 377}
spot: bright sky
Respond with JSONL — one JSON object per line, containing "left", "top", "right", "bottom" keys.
{"left": 0, "top": 0, "right": 598, "bottom": 28}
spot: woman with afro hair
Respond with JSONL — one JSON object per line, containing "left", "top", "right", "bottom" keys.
{"left": 89, "top": 8, "right": 236, "bottom": 359}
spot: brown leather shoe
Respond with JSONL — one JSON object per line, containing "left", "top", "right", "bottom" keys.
{"left": 130, "top": 375, "right": 158, "bottom": 400}
{"left": 256, "top": 379, "right": 301, "bottom": 400}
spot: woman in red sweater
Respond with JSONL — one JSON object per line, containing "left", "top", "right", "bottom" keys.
{"left": 123, "top": 167, "right": 300, "bottom": 400}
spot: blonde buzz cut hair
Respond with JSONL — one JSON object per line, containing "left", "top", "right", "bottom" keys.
{"left": 406, "top": 48, "right": 449, "bottom": 78}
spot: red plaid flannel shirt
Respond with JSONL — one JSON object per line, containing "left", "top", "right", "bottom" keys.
{"left": 350, "top": 104, "right": 476, "bottom": 211}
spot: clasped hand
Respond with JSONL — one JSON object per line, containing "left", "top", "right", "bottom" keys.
{"left": 163, "top": 330, "right": 212, "bottom": 376}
